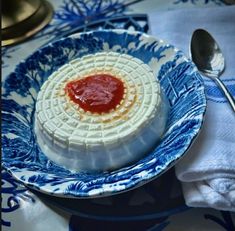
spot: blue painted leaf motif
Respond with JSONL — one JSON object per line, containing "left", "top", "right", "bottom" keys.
{"left": 2, "top": 101, "right": 33, "bottom": 163}
{"left": 55, "top": 0, "right": 127, "bottom": 24}
{"left": 1, "top": 170, "right": 35, "bottom": 227}
{"left": 25, "top": 0, "right": 138, "bottom": 43}
{"left": 158, "top": 50, "right": 184, "bottom": 81}
{"left": 2, "top": 99, "right": 31, "bottom": 123}
{"left": 41, "top": 42, "right": 70, "bottom": 71}
{"left": 65, "top": 182, "right": 87, "bottom": 195}
{"left": 3, "top": 72, "right": 32, "bottom": 99}
{"left": 2, "top": 30, "right": 206, "bottom": 197}
{"left": 2, "top": 0, "right": 145, "bottom": 73}
{"left": 27, "top": 174, "right": 64, "bottom": 186}
{"left": 74, "top": 33, "right": 104, "bottom": 55}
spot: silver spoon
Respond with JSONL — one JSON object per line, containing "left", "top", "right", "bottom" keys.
{"left": 190, "top": 28, "right": 235, "bottom": 112}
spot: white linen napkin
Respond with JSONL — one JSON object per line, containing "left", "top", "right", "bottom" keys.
{"left": 176, "top": 89, "right": 235, "bottom": 211}
{"left": 148, "top": 5, "right": 235, "bottom": 211}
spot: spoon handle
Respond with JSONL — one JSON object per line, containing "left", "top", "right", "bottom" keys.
{"left": 214, "top": 77, "right": 235, "bottom": 113}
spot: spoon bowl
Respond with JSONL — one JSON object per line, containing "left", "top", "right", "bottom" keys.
{"left": 190, "top": 29, "right": 235, "bottom": 112}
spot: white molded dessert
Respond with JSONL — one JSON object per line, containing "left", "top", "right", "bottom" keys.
{"left": 35, "top": 52, "right": 168, "bottom": 172}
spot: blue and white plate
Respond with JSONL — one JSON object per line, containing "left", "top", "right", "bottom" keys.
{"left": 2, "top": 29, "right": 206, "bottom": 198}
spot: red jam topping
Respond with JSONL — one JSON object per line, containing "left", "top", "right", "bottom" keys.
{"left": 65, "top": 74, "right": 125, "bottom": 114}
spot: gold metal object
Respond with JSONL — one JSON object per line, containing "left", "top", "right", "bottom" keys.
{"left": 223, "top": 0, "right": 235, "bottom": 4}
{"left": 2, "top": 0, "right": 53, "bottom": 46}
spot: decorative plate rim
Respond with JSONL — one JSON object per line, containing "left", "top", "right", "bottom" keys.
{"left": 2, "top": 29, "right": 207, "bottom": 198}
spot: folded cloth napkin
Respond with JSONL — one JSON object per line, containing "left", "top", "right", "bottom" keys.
{"left": 148, "top": 5, "right": 235, "bottom": 211}
{"left": 176, "top": 89, "right": 235, "bottom": 211}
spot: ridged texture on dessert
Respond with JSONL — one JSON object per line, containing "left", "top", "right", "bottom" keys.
{"left": 2, "top": 30, "right": 206, "bottom": 197}
{"left": 35, "top": 52, "right": 163, "bottom": 171}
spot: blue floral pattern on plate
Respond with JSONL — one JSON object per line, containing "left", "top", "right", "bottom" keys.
{"left": 2, "top": 29, "right": 206, "bottom": 198}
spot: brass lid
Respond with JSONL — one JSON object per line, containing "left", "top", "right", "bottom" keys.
{"left": 2, "top": 0, "right": 53, "bottom": 46}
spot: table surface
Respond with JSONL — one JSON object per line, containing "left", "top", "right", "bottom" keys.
{"left": 2, "top": 0, "right": 235, "bottom": 231}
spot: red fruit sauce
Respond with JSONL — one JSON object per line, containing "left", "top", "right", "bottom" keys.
{"left": 65, "top": 74, "right": 125, "bottom": 114}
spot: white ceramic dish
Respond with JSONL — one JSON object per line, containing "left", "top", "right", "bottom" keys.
{"left": 2, "top": 29, "right": 206, "bottom": 198}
